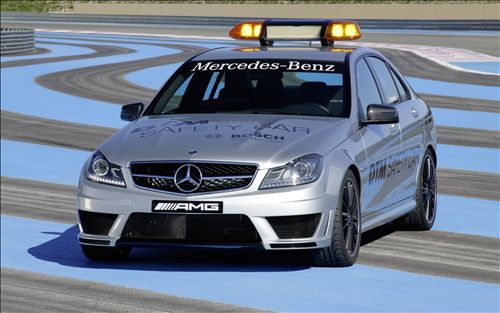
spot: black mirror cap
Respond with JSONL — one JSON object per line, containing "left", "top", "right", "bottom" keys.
{"left": 363, "top": 104, "right": 399, "bottom": 125}
{"left": 121, "top": 102, "right": 144, "bottom": 121}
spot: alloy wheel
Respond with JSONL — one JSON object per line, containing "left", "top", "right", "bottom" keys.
{"left": 341, "top": 179, "right": 360, "bottom": 256}
{"left": 422, "top": 155, "right": 437, "bottom": 223}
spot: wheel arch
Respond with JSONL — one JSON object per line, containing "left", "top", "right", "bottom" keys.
{"left": 426, "top": 144, "right": 437, "bottom": 165}
{"left": 347, "top": 164, "right": 361, "bottom": 194}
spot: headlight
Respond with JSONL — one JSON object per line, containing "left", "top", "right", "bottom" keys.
{"left": 86, "top": 151, "right": 126, "bottom": 187}
{"left": 260, "top": 154, "right": 323, "bottom": 189}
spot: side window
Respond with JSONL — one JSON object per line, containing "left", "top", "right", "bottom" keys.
{"left": 356, "top": 58, "right": 382, "bottom": 117}
{"left": 389, "top": 68, "right": 410, "bottom": 102}
{"left": 367, "top": 57, "right": 400, "bottom": 105}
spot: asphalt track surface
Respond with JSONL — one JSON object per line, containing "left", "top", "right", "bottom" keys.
{"left": 1, "top": 22, "right": 499, "bottom": 311}
{"left": 35, "top": 41, "right": 204, "bottom": 105}
{"left": 2, "top": 112, "right": 498, "bottom": 201}
{"left": 2, "top": 176, "right": 498, "bottom": 285}
{"left": 2, "top": 34, "right": 499, "bottom": 199}
{"left": 3, "top": 20, "right": 500, "bottom": 56}
{"left": 1, "top": 268, "right": 265, "bottom": 313}
{"left": 1, "top": 41, "right": 134, "bottom": 68}
{"left": 2, "top": 46, "right": 50, "bottom": 58}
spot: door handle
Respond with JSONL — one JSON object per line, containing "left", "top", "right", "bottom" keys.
{"left": 389, "top": 124, "right": 398, "bottom": 133}
{"left": 412, "top": 108, "right": 419, "bottom": 118}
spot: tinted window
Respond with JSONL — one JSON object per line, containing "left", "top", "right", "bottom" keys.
{"left": 367, "top": 57, "right": 400, "bottom": 105}
{"left": 356, "top": 59, "right": 382, "bottom": 117}
{"left": 149, "top": 60, "right": 346, "bottom": 117}
{"left": 389, "top": 68, "right": 410, "bottom": 102}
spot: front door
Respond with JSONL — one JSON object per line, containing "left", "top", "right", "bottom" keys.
{"left": 367, "top": 57, "right": 422, "bottom": 202}
{"left": 355, "top": 57, "right": 402, "bottom": 217}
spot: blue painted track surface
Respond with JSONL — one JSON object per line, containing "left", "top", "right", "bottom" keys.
{"left": 126, "top": 63, "right": 182, "bottom": 90}
{"left": 38, "top": 32, "right": 239, "bottom": 52}
{"left": 1, "top": 140, "right": 90, "bottom": 186}
{"left": 0, "top": 42, "right": 94, "bottom": 62}
{"left": 433, "top": 195, "right": 499, "bottom": 238}
{"left": 1, "top": 215, "right": 499, "bottom": 312}
{"left": 40, "top": 32, "right": 240, "bottom": 47}
{"left": 2, "top": 139, "right": 499, "bottom": 184}
{"left": 1, "top": 37, "right": 179, "bottom": 128}
{"left": 451, "top": 61, "right": 500, "bottom": 75}
{"left": 1, "top": 31, "right": 499, "bottom": 311}
{"left": 431, "top": 108, "right": 499, "bottom": 131}
{"left": 438, "top": 144, "right": 500, "bottom": 173}
{"left": 122, "top": 56, "right": 500, "bottom": 103}
{"left": 3, "top": 139, "right": 498, "bottom": 238}
{"left": 406, "top": 77, "right": 500, "bottom": 102}
{"left": 124, "top": 64, "right": 500, "bottom": 132}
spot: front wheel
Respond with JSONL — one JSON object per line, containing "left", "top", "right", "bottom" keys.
{"left": 311, "top": 170, "right": 361, "bottom": 267}
{"left": 80, "top": 244, "right": 131, "bottom": 261}
{"left": 394, "top": 149, "right": 437, "bottom": 230}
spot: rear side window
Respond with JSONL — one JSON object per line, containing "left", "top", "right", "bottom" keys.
{"left": 356, "top": 59, "right": 382, "bottom": 117}
{"left": 367, "top": 57, "right": 400, "bottom": 105}
{"left": 389, "top": 68, "right": 410, "bottom": 102}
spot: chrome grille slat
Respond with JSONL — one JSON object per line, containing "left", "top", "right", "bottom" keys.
{"left": 131, "top": 173, "right": 175, "bottom": 180}
{"left": 130, "top": 162, "right": 257, "bottom": 194}
{"left": 204, "top": 175, "right": 254, "bottom": 180}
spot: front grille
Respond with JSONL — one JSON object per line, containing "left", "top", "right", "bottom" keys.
{"left": 130, "top": 162, "right": 257, "bottom": 194}
{"left": 78, "top": 210, "right": 117, "bottom": 235}
{"left": 120, "top": 213, "right": 261, "bottom": 243}
{"left": 267, "top": 214, "right": 321, "bottom": 239}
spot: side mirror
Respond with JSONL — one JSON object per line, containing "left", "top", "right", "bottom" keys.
{"left": 362, "top": 104, "right": 399, "bottom": 125}
{"left": 121, "top": 102, "right": 144, "bottom": 121}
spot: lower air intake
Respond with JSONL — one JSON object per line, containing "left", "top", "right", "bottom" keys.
{"left": 267, "top": 214, "right": 321, "bottom": 239}
{"left": 78, "top": 210, "right": 117, "bottom": 236}
{"left": 121, "top": 213, "right": 261, "bottom": 243}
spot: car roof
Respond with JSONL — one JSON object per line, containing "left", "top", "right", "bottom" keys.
{"left": 191, "top": 45, "right": 367, "bottom": 62}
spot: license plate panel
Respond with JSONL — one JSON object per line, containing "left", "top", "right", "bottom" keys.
{"left": 152, "top": 201, "right": 223, "bottom": 213}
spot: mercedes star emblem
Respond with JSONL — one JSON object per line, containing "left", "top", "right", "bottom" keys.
{"left": 174, "top": 164, "right": 203, "bottom": 192}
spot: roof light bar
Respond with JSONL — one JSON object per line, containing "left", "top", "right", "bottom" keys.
{"left": 325, "top": 21, "right": 361, "bottom": 42}
{"left": 229, "top": 19, "right": 361, "bottom": 46}
{"left": 229, "top": 21, "right": 264, "bottom": 40}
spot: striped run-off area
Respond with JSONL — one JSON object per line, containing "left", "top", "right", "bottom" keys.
{"left": 1, "top": 21, "right": 499, "bottom": 312}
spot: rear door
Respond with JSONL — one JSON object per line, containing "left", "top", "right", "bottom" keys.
{"left": 367, "top": 57, "right": 422, "bottom": 202}
{"left": 355, "top": 57, "right": 402, "bottom": 217}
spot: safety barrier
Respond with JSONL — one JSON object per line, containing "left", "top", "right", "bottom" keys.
{"left": 1, "top": 28, "right": 35, "bottom": 55}
{"left": 1, "top": 12, "right": 499, "bottom": 31}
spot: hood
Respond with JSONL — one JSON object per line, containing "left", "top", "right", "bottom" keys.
{"left": 99, "top": 114, "right": 354, "bottom": 169}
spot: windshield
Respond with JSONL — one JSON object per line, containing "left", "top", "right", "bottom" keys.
{"left": 148, "top": 59, "right": 347, "bottom": 117}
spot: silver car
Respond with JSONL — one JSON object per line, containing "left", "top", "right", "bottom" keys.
{"left": 77, "top": 20, "right": 437, "bottom": 267}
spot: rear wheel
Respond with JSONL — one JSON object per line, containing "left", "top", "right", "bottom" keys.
{"left": 394, "top": 149, "right": 437, "bottom": 230}
{"left": 311, "top": 170, "right": 361, "bottom": 267}
{"left": 80, "top": 244, "right": 131, "bottom": 261}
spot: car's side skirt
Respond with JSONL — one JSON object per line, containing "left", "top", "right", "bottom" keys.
{"left": 361, "top": 196, "right": 416, "bottom": 233}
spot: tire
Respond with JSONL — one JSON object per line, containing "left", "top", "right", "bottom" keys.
{"left": 311, "top": 169, "right": 361, "bottom": 267}
{"left": 80, "top": 244, "right": 131, "bottom": 261}
{"left": 394, "top": 149, "right": 437, "bottom": 230}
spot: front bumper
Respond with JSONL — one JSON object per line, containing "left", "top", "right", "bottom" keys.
{"left": 77, "top": 169, "right": 338, "bottom": 250}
